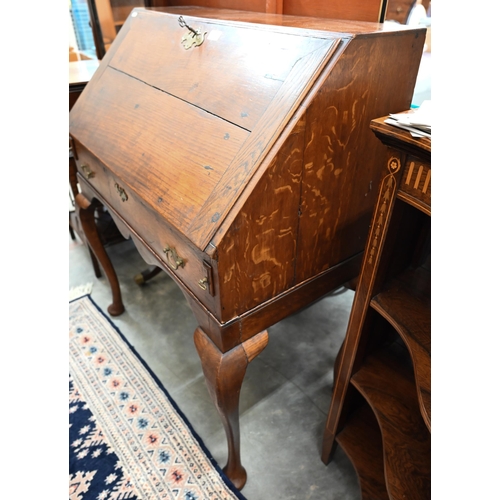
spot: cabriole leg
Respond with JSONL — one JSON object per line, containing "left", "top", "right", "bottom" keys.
{"left": 76, "top": 193, "right": 125, "bottom": 316}
{"left": 193, "top": 327, "right": 268, "bottom": 490}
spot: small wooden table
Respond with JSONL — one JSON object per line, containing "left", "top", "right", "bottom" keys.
{"left": 69, "top": 60, "right": 101, "bottom": 274}
{"left": 69, "top": 60, "right": 100, "bottom": 111}
{"left": 70, "top": 59, "right": 126, "bottom": 280}
{"left": 322, "top": 115, "right": 431, "bottom": 499}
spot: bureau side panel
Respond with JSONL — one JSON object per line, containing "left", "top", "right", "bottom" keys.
{"left": 295, "top": 30, "right": 425, "bottom": 283}
{"left": 216, "top": 118, "right": 306, "bottom": 322}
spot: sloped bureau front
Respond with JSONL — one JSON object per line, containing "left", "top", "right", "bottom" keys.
{"left": 69, "top": 6, "right": 426, "bottom": 490}
{"left": 109, "top": 11, "right": 336, "bottom": 131}
{"left": 70, "top": 9, "right": 341, "bottom": 251}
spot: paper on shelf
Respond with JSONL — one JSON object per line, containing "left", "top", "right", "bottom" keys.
{"left": 386, "top": 100, "right": 431, "bottom": 138}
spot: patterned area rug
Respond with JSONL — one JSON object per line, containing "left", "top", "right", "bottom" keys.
{"left": 69, "top": 294, "right": 246, "bottom": 500}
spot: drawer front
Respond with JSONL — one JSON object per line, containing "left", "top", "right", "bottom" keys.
{"left": 75, "top": 146, "right": 220, "bottom": 315}
{"left": 398, "top": 155, "right": 431, "bottom": 208}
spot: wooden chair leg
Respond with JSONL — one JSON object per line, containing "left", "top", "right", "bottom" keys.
{"left": 87, "top": 244, "right": 102, "bottom": 279}
{"left": 134, "top": 265, "right": 162, "bottom": 285}
{"left": 193, "top": 327, "right": 269, "bottom": 490}
{"left": 76, "top": 193, "right": 124, "bottom": 316}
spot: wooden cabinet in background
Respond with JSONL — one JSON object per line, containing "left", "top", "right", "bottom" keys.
{"left": 322, "top": 116, "right": 431, "bottom": 499}
{"left": 151, "top": 0, "right": 387, "bottom": 22}
{"left": 386, "top": 0, "right": 431, "bottom": 24}
{"left": 88, "top": 0, "right": 388, "bottom": 59}
{"left": 88, "top": 0, "right": 149, "bottom": 58}
{"left": 69, "top": 59, "right": 126, "bottom": 281}
{"left": 69, "top": 60, "right": 100, "bottom": 253}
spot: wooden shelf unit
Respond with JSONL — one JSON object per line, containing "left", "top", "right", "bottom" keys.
{"left": 336, "top": 404, "right": 389, "bottom": 500}
{"left": 322, "top": 116, "right": 431, "bottom": 499}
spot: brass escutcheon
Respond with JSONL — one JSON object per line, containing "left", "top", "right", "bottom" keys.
{"left": 81, "top": 164, "right": 95, "bottom": 179}
{"left": 163, "top": 244, "right": 184, "bottom": 270}
{"left": 178, "top": 15, "right": 206, "bottom": 50}
{"left": 114, "top": 183, "right": 128, "bottom": 202}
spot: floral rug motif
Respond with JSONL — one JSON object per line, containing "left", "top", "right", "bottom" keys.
{"left": 69, "top": 294, "right": 245, "bottom": 500}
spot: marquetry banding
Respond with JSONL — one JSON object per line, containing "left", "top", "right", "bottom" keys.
{"left": 414, "top": 165, "right": 424, "bottom": 189}
{"left": 405, "top": 161, "right": 415, "bottom": 185}
{"left": 367, "top": 174, "right": 396, "bottom": 265}
{"left": 422, "top": 169, "right": 431, "bottom": 194}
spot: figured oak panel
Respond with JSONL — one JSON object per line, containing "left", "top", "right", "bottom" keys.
{"left": 295, "top": 31, "right": 424, "bottom": 283}
{"left": 216, "top": 118, "right": 305, "bottom": 320}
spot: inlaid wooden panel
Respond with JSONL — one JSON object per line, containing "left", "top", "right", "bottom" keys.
{"left": 399, "top": 156, "right": 431, "bottom": 210}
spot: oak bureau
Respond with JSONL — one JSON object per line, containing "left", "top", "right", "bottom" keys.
{"left": 69, "top": 6, "right": 425, "bottom": 488}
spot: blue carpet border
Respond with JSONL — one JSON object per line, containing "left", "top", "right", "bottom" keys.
{"left": 70, "top": 293, "right": 247, "bottom": 500}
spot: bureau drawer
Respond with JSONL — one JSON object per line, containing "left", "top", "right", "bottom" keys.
{"left": 75, "top": 145, "right": 220, "bottom": 315}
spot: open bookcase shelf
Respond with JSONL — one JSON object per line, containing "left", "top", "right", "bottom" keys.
{"left": 336, "top": 403, "right": 389, "bottom": 500}
{"left": 352, "top": 344, "right": 431, "bottom": 499}
{"left": 371, "top": 265, "right": 431, "bottom": 430}
{"left": 322, "top": 116, "right": 431, "bottom": 499}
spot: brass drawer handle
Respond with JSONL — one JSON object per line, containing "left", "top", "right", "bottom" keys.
{"left": 163, "top": 244, "right": 184, "bottom": 270}
{"left": 114, "top": 183, "right": 128, "bottom": 202}
{"left": 81, "top": 164, "right": 95, "bottom": 179}
{"left": 198, "top": 278, "right": 208, "bottom": 290}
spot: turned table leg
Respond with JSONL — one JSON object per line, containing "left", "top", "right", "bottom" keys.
{"left": 75, "top": 193, "right": 125, "bottom": 316}
{"left": 193, "top": 327, "right": 269, "bottom": 490}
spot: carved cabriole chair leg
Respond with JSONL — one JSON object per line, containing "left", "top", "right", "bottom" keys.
{"left": 75, "top": 193, "right": 125, "bottom": 316}
{"left": 193, "top": 327, "right": 269, "bottom": 490}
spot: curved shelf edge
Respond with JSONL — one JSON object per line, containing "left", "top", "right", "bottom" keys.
{"left": 371, "top": 266, "right": 431, "bottom": 431}
{"left": 351, "top": 347, "right": 431, "bottom": 500}
{"left": 336, "top": 404, "right": 389, "bottom": 500}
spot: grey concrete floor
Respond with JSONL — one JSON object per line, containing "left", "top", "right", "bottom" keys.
{"left": 69, "top": 234, "right": 360, "bottom": 500}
